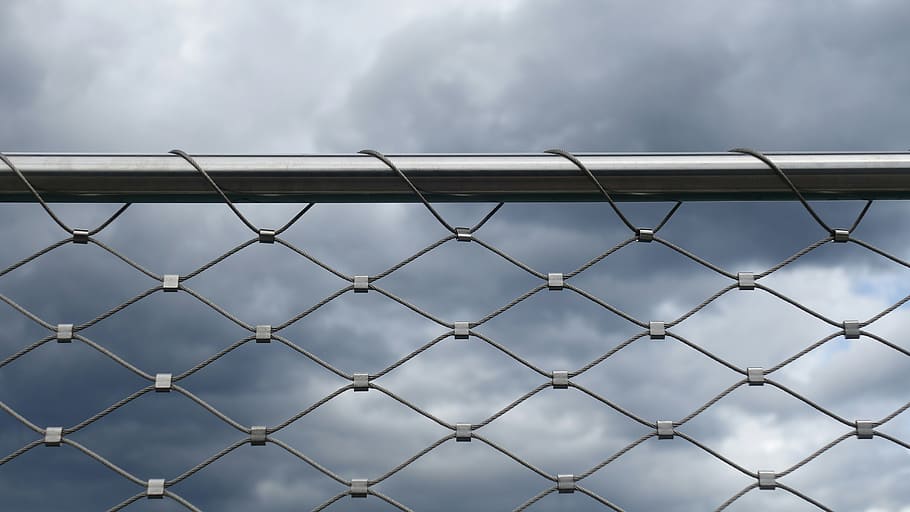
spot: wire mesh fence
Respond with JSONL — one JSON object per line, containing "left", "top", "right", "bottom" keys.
{"left": 1, "top": 150, "right": 909, "bottom": 511}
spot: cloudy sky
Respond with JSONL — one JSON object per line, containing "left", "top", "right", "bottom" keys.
{"left": 1, "top": 1, "right": 910, "bottom": 511}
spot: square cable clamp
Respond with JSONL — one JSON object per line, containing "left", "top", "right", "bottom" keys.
{"left": 649, "top": 321, "right": 665, "bottom": 340}
{"left": 557, "top": 474, "right": 575, "bottom": 493}
{"left": 72, "top": 229, "right": 89, "bottom": 244}
{"left": 353, "top": 275, "right": 369, "bottom": 293}
{"left": 44, "top": 427, "right": 62, "bottom": 447}
{"left": 747, "top": 367, "right": 765, "bottom": 386}
{"left": 147, "top": 479, "right": 165, "bottom": 499}
{"left": 250, "top": 426, "right": 267, "bottom": 445}
{"left": 843, "top": 320, "right": 860, "bottom": 339}
{"left": 757, "top": 471, "right": 776, "bottom": 490}
{"left": 548, "top": 273, "right": 564, "bottom": 291}
{"left": 656, "top": 420, "right": 674, "bottom": 439}
{"left": 456, "top": 423, "right": 472, "bottom": 442}
{"left": 737, "top": 272, "right": 755, "bottom": 290}
{"left": 855, "top": 420, "right": 875, "bottom": 439}
{"left": 56, "top": 324, "right": 73, "bottom": 343}
{"left": 255, "top": 325, "right": 272, "bottom": 343}
{"left": 155, "top": 373, "right": 172, "bottom": 392}
{"left": 350, "top": 479, "right": 368, "bottom": 498}
{"left": 353, "top": 373, "right": 369, "bottom": 391}
{"left": 552, "top": 371, "right": 569, "bottom": 389}
{"left": 258, "top": 229, "right": 276, "bottom": 243}
{"left": 162, "top": 274, "right": 179, "bottom": 292}
{"left": 454, "top": 322, "right": 470, "bottom": 340}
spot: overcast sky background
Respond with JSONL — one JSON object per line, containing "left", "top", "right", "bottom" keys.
{"left": 1, "top": 1, "right": 910, "bottom": 511}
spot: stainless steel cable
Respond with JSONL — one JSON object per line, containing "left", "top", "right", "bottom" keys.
{"left": 472, "top": 434, "right": 556, "bottom": 481}
{"left": 368, "top": 490, "right": 414, "bottom": 512}
{"left": 311, "top": 491, "right": 348, "bottom": 512}
{"left": 654, "top": 236, "right": 738, "bottom": 279}
{"left": 874, "top": 432, "right": 910, "bottom": 450}
{"left": 358, "top": 149, "right": 459, "bottom": 234}
{"left": 513, "top": 487, "right": 556, "bottom": 512}
{"left": 576, "top": 485, "right": 626, "bottom": 512}
{"left": 862, "top": 332, "right": 910, "bottom": 357}
{"left": 755, "top": 237, "right": 831, "bottom": 279}
{"left": 106, "top": 492, "right": 144, "bottom": 512}
{"left": 269, "top": 437, "right": 350, "bottom": 485}
{"left": 675, "top": 380, "right": 747, "bottom": 426}
{"left": 0, "top": 335, "right": 54, "bottom": 368}
{"left": 730, "top": 148, "right": 833, "bottom": 234}
{"left": 774, "top": 483, "right": 834, "bottom": 512}
{"left": 369, "top": 434, "right": 454, "bottom": 484}
{"left": 0, "top": 239, "right": 69, "bottom": 278}
{"left": 576, "top": 432, "right": 656, "bottom": 480}
{"left": 163, "top": 491, "right": 204, "bottom": 512}
{"left": 168, "top": 439, "right": 248, "bottom": 485}
{"left": 714, "top": 484, "right": 758, "bottom": 511}
{"left": 776, "top": 432, "right": 854, "bottom": 478}
{"left": 544, "top": 149, "right": 638, "bottom": 233}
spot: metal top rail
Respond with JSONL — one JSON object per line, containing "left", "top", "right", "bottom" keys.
{"left": 1, "top": 151, "right": 909, "bottom": 202}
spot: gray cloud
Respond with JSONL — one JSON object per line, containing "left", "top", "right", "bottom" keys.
{"left": 317, "top": 0, "right": 910, "bottom": 153}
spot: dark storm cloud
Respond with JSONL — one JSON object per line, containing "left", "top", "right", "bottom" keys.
{"left": 2, "top": 1, "right": 910, "bottom": 511}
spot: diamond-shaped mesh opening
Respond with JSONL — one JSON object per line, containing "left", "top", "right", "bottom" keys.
{"left": 180, "top": 242, "right": 345, "bottom": 323}
{"left": 70, "top": 391, "right": 241, "bottom": 481}
{"left": 274, "top": 390, "right": 449, "bottom": 473}
{"left": 376, "top": 335, "right": 544, "bottom": 421}
{"left": 477, "top": 289, "right": 646, "bottom": 372}
{"left": 680, "top": 386, "right": 849, "bottom": 471}
{"left": 772, "top": 337, "right": 910, "bottom": 420}
{"left": 568, "top": 238, "right": 732, "bottom": 321}
{"left": 275, "top": 289, "right": 448, "bottom": 375}
{"left": 669, "top": 289, "right": 837, "bottom": 368}
{"left": 476, "top": 389, "right": 654, "bottom": 473}
{"left": 574, "top": 334, "right": 737, "bottom": 420}
{"left": 757, "top": 242, "right": 910, "bottom": 321}
{"left": 76, "top": 290, "right": 254, "bottom": 372}
{"left": 176, "top": 341, "right": 346, "bottom": 424}
{"left": 375, "top": 240, "right": 543, "bottom": 321}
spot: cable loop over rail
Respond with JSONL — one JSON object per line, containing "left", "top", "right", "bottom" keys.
{"left": 545, "top": 148, "right": 683, "bottom": 235}
{"left": 359, "top": 149, "right": 505, "bottom": 237}
{"left": 731, "top": 148, "right": 849, "bottom": 235}
{"left": 1, "top": 152, "right": 132, "bottom": 238}
{"left": 169, "top": 149, "right": 314, "bottom": 236}
{"left": 359, "top": 149, "right": 459, "bottom": 234}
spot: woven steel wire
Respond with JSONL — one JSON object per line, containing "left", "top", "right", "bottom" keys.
{"left": 1, "top": 149, "right": 909, "bottom": 511}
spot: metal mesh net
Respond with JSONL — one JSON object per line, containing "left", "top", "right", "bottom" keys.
{"left": 1, "top": 151, "right": 909, "bottom": 511}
